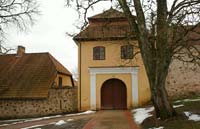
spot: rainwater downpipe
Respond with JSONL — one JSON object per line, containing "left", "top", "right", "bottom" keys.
{"left": 79, "top": 42, "right": 82, "bottom": 111}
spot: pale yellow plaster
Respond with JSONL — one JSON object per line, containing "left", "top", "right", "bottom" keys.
{"left": 55, "top": 74, "right": 73, "bottom": 87}
{"left": 78, "top": 40, "right": 151, "bottom": 111}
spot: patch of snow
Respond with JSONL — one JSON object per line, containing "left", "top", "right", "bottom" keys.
{"left": 21, "top": 124, "right": 44, "bottom": 129}
{"left": 67, "top": 119, "right": 74, "bottom": 122}
{"left": 184, "top": 112, "right": 200, "bottom": 122}
{"left": 0, "top": 121, "right": 24, "bottom": 127}
{"left": 184, "top": 112, "right": 190, "bottom": 116}
{"left": 149, "top": 126, "right": 164, "bottom": 129}
{"left": 132, "top": 107, "right": 154, "bottom": 124}
{"left": 24, "top": 115, "right": 62, "bottom": 122}
{"left": 174, "top": 98, "right": 200, "bottom": 103}
{"left": 0, "top": 115, "right": 62, "bottom": 127}
{"left": 173, "top": 104, "right": 184, "bottom": 108}
{"left": 183, "top": 98, "right": 200, "bottom": 102}
{"left": 82, "top": 110, "right": 95, "bottom": 114}
{"left": 65, "top": 110, "right": 96, "bottom": 117}
{"left": 174, "top": 100, "right": 181, "bottom": 103}
{"left": 55, "top": 120, "right": 67, "bottom": 126}
{"left": 1, "top": 110, "right": 95, "bottom": 127}
{"left": 0, "top": 124, "right": 9, "bottom": 127}
{"left": 0, "top": 119, "right": 25, "bottom": 122}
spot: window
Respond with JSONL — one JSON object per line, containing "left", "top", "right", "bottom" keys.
{"left": 58, "top": 77, "right": 62, "bottom": 88}
{"left": 121, "top": 45, "right": 133, "bottom": 59}
{"left": 93, "top": 46, "right": 105, "bottom": 60}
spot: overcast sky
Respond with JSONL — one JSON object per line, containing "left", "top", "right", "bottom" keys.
{"left": 5, "top": 0, "right": 112, "bottom": 73}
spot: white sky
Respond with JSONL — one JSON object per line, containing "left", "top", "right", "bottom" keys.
{"left": 5, "top": 0, "right": 112, "bottom": 73}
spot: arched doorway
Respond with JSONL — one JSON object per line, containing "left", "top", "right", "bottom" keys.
{"left": 101, "top": 79, "right": 127, "bottom": 110}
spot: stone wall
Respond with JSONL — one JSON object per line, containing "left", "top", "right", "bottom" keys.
{"left": 0, "top": 87, "right": 78, "bottom": 119}
{"left": 166, "top": 60, "right": 200, "bottom": 99}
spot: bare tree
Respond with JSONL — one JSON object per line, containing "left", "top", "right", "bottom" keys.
{"left": 66, "top": 0, "right": 200, "bottom": 119}
{"left": 0, "top": 0, "right": 39, "bottom": 40}
{"left": 0, "top": 42, "right": 15, "bottom": 55}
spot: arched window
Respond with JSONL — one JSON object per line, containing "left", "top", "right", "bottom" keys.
{"left": 121, "top": 45, "right": 133, "bottom": 59}
{"left": 93, "top": 46, "right": 105, "bottom": 60}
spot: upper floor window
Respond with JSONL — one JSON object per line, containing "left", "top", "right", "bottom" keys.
{"left": 93, "top": 46, "right": 105, "bottom": 60}
{"left": 121, "top": 45, "right": 133, "bottom": 59}
{"left": 58, "top": 77, "right": 62, "bottom": 88}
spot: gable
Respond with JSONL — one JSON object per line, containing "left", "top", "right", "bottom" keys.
{"left": 0, "top": 53, "right": 72, "bottom": 99}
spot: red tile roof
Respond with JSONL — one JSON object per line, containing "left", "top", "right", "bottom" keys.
{"left": 0, "top": 53, "right": 72, "bottom": 99}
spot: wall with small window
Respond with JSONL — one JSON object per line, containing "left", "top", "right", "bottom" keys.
{"left": 54, "top": 74, "right": 73, "bottom": 88}
{"left": 92, "top": 45, "right": 135, "bottom": 61}
{"left": 78, "top": 40, "right": 150, "bottom": 111}
{"left": 89, "top": 41, "right": 139, "bottom": 66}
{"left": 80, "top": 40, "right": 142, "bottom": 68}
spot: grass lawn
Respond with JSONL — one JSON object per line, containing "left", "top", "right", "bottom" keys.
{"left": 141, "top": 97, "right": 200, "bottom": 129}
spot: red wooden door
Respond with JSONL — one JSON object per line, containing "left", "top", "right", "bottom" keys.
{"left": 101, "top": 79, "right": 127, "bottom": 109}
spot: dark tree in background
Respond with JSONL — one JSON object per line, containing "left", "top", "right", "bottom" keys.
{"left": 0, "top": 0, "right": 39, "bottom": 54}
{"left": 66, "top": 0, "right": 200, "bottom": 119}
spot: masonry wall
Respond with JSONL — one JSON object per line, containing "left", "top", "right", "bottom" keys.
{"left": 0, "top": 87, "right": 78, "bottom": 119}
{"left": 166, "top": 60, "right": 200, "bottom": 99}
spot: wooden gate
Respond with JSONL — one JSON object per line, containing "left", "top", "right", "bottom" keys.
{"left": 101, "top": 79, "right": 127, "bottom": 109}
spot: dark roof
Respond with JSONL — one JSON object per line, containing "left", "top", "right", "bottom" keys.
{"left": 188, "top": 24, "right": 200, "bottom": 45}
{"left": 171, "top": 24, "right": 200, "bottom": 45}
{"left": 0, "top": 53, "right": 72, "bottom": 99}
{"left": 74, "top": 22, "right": 134, "bottom": 41}
{"left": 74, "top": 8, "right": 135, "bottom": 41}
{"left": 89, "top": 8, "right": 126, "bottom": 20}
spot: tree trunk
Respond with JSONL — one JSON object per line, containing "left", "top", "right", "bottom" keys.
{"left": 118, "top": 0, "right": 176, "bottom": 120}
{"left": 149, "top": 58, "right": 177, "bottom": 119}
{"left": 150, "top": 79, "right": 176, "bottom": 119}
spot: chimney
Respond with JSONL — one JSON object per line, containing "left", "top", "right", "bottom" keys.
{"left": 17, "top": 46, "right": 25, "bottom": 57}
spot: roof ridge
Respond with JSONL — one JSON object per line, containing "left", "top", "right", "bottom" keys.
{"left": 88, "top": 8, "right": 125, "bottom": 19}
{"left": 47, "top": 53, "right": 60, "bottom": 75}
{"left": 0, "top": 52, "right": 49, "bottom": 56}
{"left": 47, "top": 53, "right": 72, "bottom": 75}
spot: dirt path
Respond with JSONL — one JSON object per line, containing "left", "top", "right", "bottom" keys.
{"left": 83, "top": 110, "right": 140, "bottom": 129}
{"left": 0, "top": 110, "right": 140, "bottom": 129}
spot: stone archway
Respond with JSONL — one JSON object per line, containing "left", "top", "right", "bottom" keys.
{"left": 101, "top": 78, "right": 127, "bottom": 110}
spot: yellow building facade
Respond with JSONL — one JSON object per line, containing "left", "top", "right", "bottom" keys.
{"left": 54, "top": 74, "right": 74, "bottom": 87}
{"left": 74, "top": 8, "right": 151, "bottom": 111}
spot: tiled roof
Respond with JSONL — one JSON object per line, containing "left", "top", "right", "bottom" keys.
{"left": 74, "top": 22, "right": 134, "bottom": 41}
{"left": 48, "top": 54, "right": 72, "bottom": 76}
{"left": 89, "top": 8, "right": 126, "bottom": 19}
{"left": 74, "top": 8, "right": 135, "bottom": 41}
{"left": 0, "top": 53, "right": 72, "bottom": 99}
